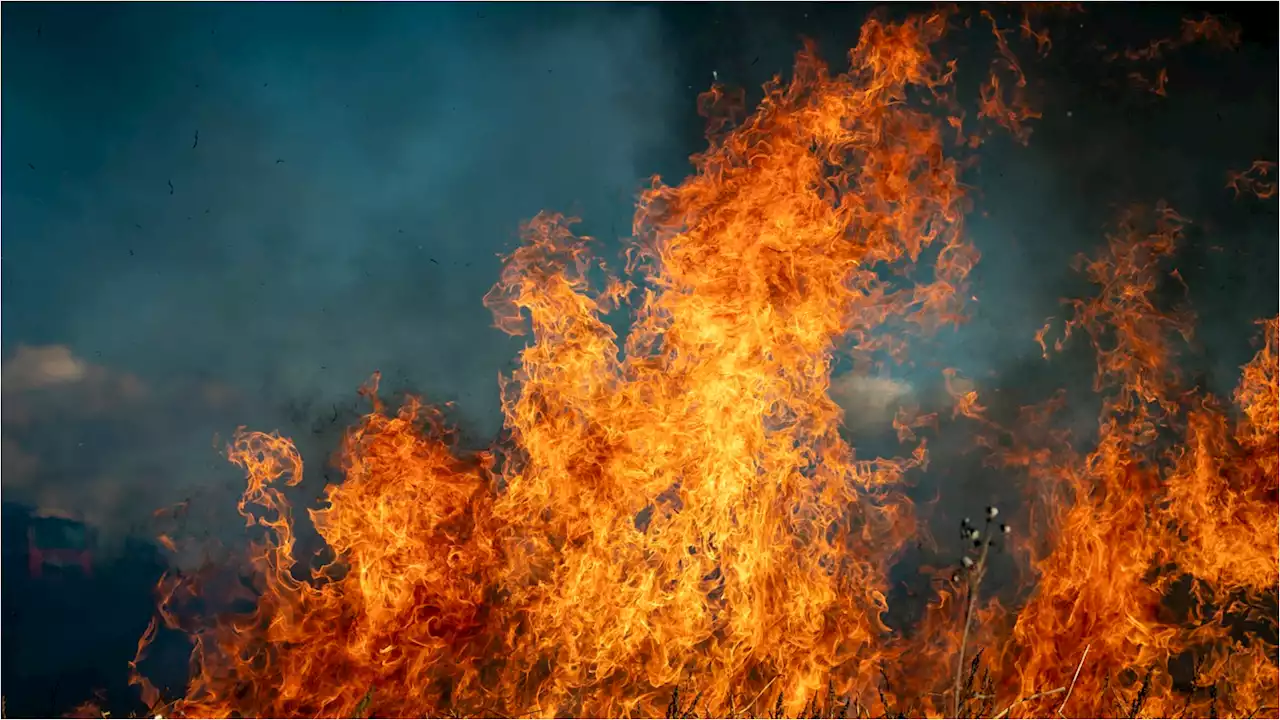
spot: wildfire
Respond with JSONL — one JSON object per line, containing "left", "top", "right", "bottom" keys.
{"left": 131, "top": 8, "right": 1277, "bottom": 719}
{"left": 996, "top": 207, "right": 1279, "bottom": 718}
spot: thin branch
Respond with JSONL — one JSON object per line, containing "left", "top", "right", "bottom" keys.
{"left": 1056, "top": 643, "right": 1091, "bottom": 717}
{"left": 993, "top": 687, "right": 1067, "bottom": 720}
{"left": 953, "top": 516, "right": 994, "bottom": 717}
{"left": 1127, "top": 668, "right": 1153, "bottom": 718}
{"left": 746, "top": 676, "right": 779, "bottom": 718}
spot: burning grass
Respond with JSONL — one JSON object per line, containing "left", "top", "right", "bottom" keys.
{"left": 126, "top": 7, "right": 1276, "bottom": 719}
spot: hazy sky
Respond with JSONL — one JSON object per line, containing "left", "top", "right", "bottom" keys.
{"left": 2, "top": 0, "right": 1276, "bottom": 548}
{"left": 3, "top": 3, "right": 679, "bottom": 419}
{"left": 2, "top": 3, "right": 695, "bottom": 541}
{"left": 1, "top": 4, "right": 1276, "bottom": 717}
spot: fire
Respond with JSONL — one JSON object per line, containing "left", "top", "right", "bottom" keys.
{"left": 1227, "top": 161, "right": 1278, "bottom": 201}
{"left": 977, "top": 9, "right": 1042, "bottom": 145}
{"left": 132, "top": 8, "right": 1277, "bottom": 719}
{"left": 1103, "top": 11, "right": 1241, "bottom": 99}
{"left": 993, "top": 207, "right": 1279, "bottom": 718}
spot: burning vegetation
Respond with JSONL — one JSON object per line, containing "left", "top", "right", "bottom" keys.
{"left": 128, "top": 7, "right": 1276, "bottom": 719}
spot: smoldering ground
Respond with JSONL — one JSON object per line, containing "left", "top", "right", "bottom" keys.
{"left": 2, "top": 3, "right": 1276, "bottom": 718}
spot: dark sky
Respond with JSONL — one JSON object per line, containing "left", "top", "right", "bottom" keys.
{"left": 1, "top": 3, "right": 1276, "bottom": 717}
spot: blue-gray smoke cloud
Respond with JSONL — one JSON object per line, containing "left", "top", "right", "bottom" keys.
{"left": 2, "top": 3, "right": 680, "bottom": 542}
{"left": 2, "top": 4, "right": 1276, "bottom": 717}
{"left": 5, "top": 3, "right": 1275, "bottom": 554}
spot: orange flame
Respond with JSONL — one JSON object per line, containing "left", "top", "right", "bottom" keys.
{"left": 132, "top": 9, "right": 1277, "bottom": 719}
{"left": 997, "top": 208, "right": 1278, "bottom": 718}
{"left": 977, "top": 10, "right": 1042, "bottom": 145}
{"left": 1107, "top": 12, "right": 1241, "bottom": 100}
{"left": 1227, "top": 161, "right": 1278, "bottom": 201}
{"left": 138, "top": 12, "right": 979, "bottom": 718}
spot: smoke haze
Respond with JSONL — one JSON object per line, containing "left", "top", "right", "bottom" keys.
{"left": 3, "top": 2, "right": 681, "bottom": 543}
{"left": 1, "top": 3, "right": 1275, "bottom": 717}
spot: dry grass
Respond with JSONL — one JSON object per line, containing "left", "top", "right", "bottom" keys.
{"left": 38, "top": 507, "right": 1277, "bottom": 720}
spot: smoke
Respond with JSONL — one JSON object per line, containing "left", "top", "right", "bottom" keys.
{"left": 6, "top": 3, "right": 1273, "bottom": 565}
{"left": 830, "top": 373, "right": 915, "bottom": 432}
{"left": 1, "top": 345, "right": 242, "bottom": 553}
{"left": 1, "top": 4, "right": 1276, "bottom": 717}
{"left": 707, "top": 4, "right": 1279, "bottom": 603}
{"left": 2, "top": 2, "right": 679, "bottom": 552}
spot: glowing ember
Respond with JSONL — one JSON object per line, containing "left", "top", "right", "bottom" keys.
{"left": 132, "top": 8, "right": 1277, "bottom": 719}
